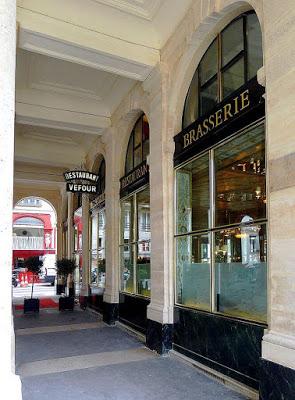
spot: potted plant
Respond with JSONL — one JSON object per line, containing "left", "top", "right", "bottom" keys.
{"left": 56, "top": 258, "right": 76, "bottom": 311}
{"left": 23, "top": 256, "right": 43, "bottom": 313}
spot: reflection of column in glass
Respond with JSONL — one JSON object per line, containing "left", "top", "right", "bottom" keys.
{"left": 241, "top": 218, "right": 260, "bottom": 266}
{"left": 217, "top": 263, "right": 221, "bottom": 311}
{"left": 226, "top": 237, "right": 231, "bottom": 263}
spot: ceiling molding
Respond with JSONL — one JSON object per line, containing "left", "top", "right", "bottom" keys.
{"left": 15, "top": 101, "right": 109, "bottom": 135}
{"left": 30, "top": 81, "right": 102, "bottom": 102}
{"left": 18, "top": 26, "right": 156, "bottom": 81}
{"left": 21, "top": 132, "right": 80, "bottom": 146}
{"left": 91, "top": 0, "right": 162, "bottom": 21}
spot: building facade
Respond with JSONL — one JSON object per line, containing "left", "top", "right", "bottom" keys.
{"left": 13, "top": 198, "right": 56, "bottom": 281}
{"left": 1, "top": 1, "right": 295, "bottom": 399}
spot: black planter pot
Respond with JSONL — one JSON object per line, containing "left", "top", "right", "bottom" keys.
{"left": 24, "top": 298, "right": 40, "bottom": 313}
{"left": 59, "top": 296, "right": 75, "bottom": 311}
{"left": 56, "top": 284, "right": 66, "bottom": 295}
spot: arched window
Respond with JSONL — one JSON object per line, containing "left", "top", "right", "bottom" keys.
{"left": 175, "top": 12, "right": 266, "bottom": 324}
{"left": 97, "top": 158, "right": 105, "bottom": 195}
{"left": 125, "top": 114, "right": 149, "bottom": 174}
{"left": 120, "top": 114, "right": 151, "bottom": 301}
{"left": 89, "top": 157, "right": 106, "bottom": 291}
{"left": 14, "top": 217, "right": 44, "bottom": 227}
{"left": 183, "top": 12, "right": 263, "bottom": 128}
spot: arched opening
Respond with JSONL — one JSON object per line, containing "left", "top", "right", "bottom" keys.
{"left": 12, "top": 196, "right": 58, "bottom": 309}
{"left": 87, "top": 155, "right": 106, "bottom": 312}
{"left": 119, "top": 113, "right": 151, "bottom": 333}
{"left": 172, "top": 10, "right": 266, "bottom": 388}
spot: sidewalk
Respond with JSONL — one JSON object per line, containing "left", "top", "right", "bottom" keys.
{"left": 15, "top": 308, "right": 248, "bottom": 400}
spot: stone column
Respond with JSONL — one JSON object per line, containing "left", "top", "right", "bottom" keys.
{"left": 0, "top": 0, "right": 22, "bottom": 398}
{"left": 80, "top": 194, "right": 90, "bottom": 297}
{"left": 260, "top": 2, "right": 295, "bottom": 398}
{"left": 67, "top": 193, "right": 74, "bottom": 258}
{"left": 103, "top": 129, "right": 120, "bottom": 324}
{"left": 143, "top": 65, "right": 174, "bottom": 354}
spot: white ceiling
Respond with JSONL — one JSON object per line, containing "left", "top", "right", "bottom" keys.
{"left": 15, "top": 0, "right": 193, "bottom": 187}
{"left": 15, "top": 124, "right": 96, "bottom": 168}
{"left": 16, "top": 49, "right": 135, "bottom": 132}
{"left": 92, "top": 0, "right": 163, "bottom": 21}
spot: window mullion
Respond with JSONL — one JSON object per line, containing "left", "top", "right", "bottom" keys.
{"left": 133, "top": 193, "right": 138, "bottom": 294}
{"left": 217, "top": 33, "right": 222, "bottom": 102}
{"left": 209, "top": 148, "right": 216, "bottom": 313}
{"left": 243, "top": 15, "right": 248, "bottom": 83}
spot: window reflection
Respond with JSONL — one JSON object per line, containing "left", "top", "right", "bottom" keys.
{"left": 222, "top": 58, "right": 245, "bottom": 99}
{"left": 121, "top": 198, "right": 134, "bottom": 244}
{"left": 214, "top": 224, "right": 267, "bottom": 322}
{"left": 120, "top": 187, "right": 150, "bottom": 297}
{"left": 176, "top": 152, "right": 209, "bottom": 234}
{"left": 182, "top": 12, "right": 263, "bottom": 129}
{"left": 176, "top": 234, "right": 210, "bottom": 311}
{"left": 125, "top": 114, "right": 150, "bottom": 174}
{"left": 90, "top": 209, "right": 105, "bottom": 289}
{"left": 200, "top": 78, "right": 218, "bottom": 116}
{"left": 215, "top": 124, "right": 266, "bottom": 226}
{"left": 221, "top": 18, "right": 243, "bottom": 66}
{"left": 121, "top": 245, "right": 134, "bottom": 293}
{"left": 175, "top": 123, "right": 267, "bottom": 321}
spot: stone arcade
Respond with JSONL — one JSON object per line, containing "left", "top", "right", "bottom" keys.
{"left": 1, "top": 1, "right": 295, "bottom": 399}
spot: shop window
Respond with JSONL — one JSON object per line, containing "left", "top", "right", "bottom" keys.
{"left": 183, "top": 12, "right": 263, "bottom": 128}
{"left": 97, "top": 159, "right": 105, "bottom": 195}
{"left": 175, "top": 123, "right": 267, "bottom": 322}
{"left": 120, "top": 187, "right": 150, "bottom": 297}
{"left": 176, "top": 152, "right": 209, "bottom": 234}
{"left": 215, "top": 124, "right": 266, "bottom": 226}
{"left": 90, "top": 209, "right": 105, "bottom": 288}
{"left": 125, "top": 114, "right": 150, "bottom": 175}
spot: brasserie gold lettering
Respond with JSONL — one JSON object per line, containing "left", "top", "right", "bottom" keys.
{"left": 183, "top": 89, "right": 250, "bottom": 149}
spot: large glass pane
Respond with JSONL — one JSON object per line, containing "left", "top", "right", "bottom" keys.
{"left": 176, "top": 234, "right": 210, "bottom": 311}
{"left": 137, "top": 187, "right": 150, "bottom": 242}
{"left": 215, "top": 124, "right": 266, "bottom": 226}
{"left": 120, "top": 245, "right": 134, "bottom": 293}
{"left": 134, "top": 118, "right": 142, "bottom": 147}
{"left": 91, "top": 214, "right": 98, "bottom": 250}
{"left": 97, "top": 257, "right": 105, "bottom": 289}
{"left": 247, "top": 13, "right": 263, "bottom": 79}
{"left": 136, "top": 242, "right": 150, "bottom": 297}
{"left": 222, "top": 18, "right": 244, "bottom": 66}
{"left": 90, "top": 251, "right": 98, "bottom": 285}
{"left": 125, "top": 135, "right": 133, "bottom": 174}
{"left": 98, "top": 209, "right": 105, "bottom": 250}
{"left": 176, "top": 153, "right": 209, "bottom": 234}
{"left": 121, "top": 197, "right": 134, "bottom": 244}
{"left": 200, "top": 78, "right": 218, "bottom": 116}
{"left": 134, "top": 146, "right": 142, "bottom": 168}
{"left": 183, "top": 69, "right": 199, "bottom": 128}
{"left": 142, "top": 140, "right": 149, "bottom": 161}
{"left": 142, "top": 115, "right": 149, "bottom": 141}
{"left": 222, "top": 57, "right": 245, "bottom": 99}
{"left": 98, "top": 209, "right": 105, "bottom": 289}
{"left": 200, "top": 39, "right": 218, "bottom": 85}
{"left": 214, "top": 224, "right": 267, "bottom": 322}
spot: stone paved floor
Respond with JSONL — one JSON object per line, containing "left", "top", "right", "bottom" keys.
{"left": 15, "top": 308, "right": 249, "bottom": 400}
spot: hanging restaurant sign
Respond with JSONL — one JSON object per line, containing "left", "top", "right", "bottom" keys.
{"left": 64, "top": 170, "right": 99, "bottom": 194}
{"left": 174, "top": 77, "right": 265, "bottom": 167}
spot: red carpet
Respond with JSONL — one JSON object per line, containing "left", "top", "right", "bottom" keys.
{"left": 15, "top": 298, "right": 58, "bottom": 310}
